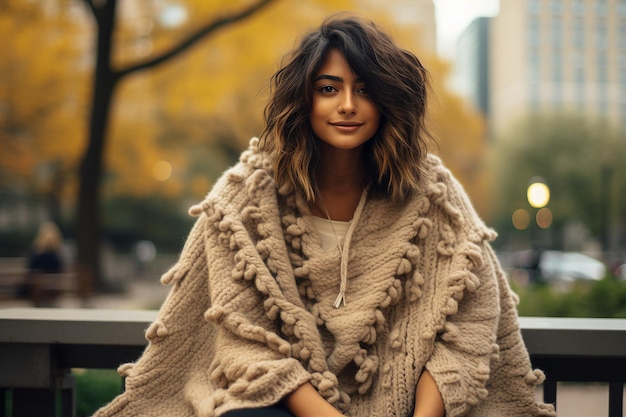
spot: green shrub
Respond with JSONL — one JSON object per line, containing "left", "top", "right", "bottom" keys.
{"left": 74, "top": 369, "right": 123, "bottom": 417}
{"left": 515, "top": 277, "right": 626, "bottom": 318}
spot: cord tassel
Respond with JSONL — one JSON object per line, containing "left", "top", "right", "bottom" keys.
{"left": 334, "top": 291, "right": 346, "bottom": 308}
{"left": 334, "top": 189, "right": 367, "bottom": 308}
{"left": 334, "top": 232, "right": 350, "bottom": 308}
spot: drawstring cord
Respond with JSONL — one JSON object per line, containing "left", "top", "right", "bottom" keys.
{"left": 314, "top": 187, "right": 368, "bottom": 308}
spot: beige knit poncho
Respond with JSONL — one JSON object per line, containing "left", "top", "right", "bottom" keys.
{"left": 95, "top": 138, "right": 556, "bottom": 417}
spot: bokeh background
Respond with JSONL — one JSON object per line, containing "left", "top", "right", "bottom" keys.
{"left": 1, "top": 1, "right": 625, "bottom": 415}
{"left": 0, "top": 0, "right": 624, "bottom": 307}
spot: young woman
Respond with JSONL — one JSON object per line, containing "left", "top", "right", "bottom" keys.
{"left": 94, "top": 15, "right": 556, "bottom": 417}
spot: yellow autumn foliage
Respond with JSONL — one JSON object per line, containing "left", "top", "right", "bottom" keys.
{"left": 0, "top": 2, "right": 88, "bottom": 200}
{"left": 1, "top": 0, "right": 489, "bottom": 219}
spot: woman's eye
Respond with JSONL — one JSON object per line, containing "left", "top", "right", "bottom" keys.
{"left": 357, "top": 87, "right": 368, "bottom": 95}
{"left": 319, "top": 85, "right": 336, "bottom": 93}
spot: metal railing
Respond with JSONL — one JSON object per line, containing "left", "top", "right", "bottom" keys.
{"left": 0, "top": 308, "right": 625, "bottom": 417}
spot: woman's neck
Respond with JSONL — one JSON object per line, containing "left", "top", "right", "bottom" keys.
{"left": 312, "top": 146, "right": 367, "bottom": 221}
{"left": 316, "top": 143, "right": 366, "bottom": 187}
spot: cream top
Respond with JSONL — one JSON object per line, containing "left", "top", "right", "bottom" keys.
{"left": 309, "top": 216, "right": 350, "bottom": 254}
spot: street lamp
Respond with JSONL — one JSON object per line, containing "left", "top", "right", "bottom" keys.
{"left": 527, "top": 180, "right": 550, "bottom": 208}
{"left": 527, "top": 178, "right": 553, "bottom": 231}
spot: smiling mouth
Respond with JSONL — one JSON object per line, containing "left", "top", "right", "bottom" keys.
{"left": 330, "top": 122, "right": 363, "bottom": 127}
{"left": 329, "top": 122, "right": 363, "bottom": 133}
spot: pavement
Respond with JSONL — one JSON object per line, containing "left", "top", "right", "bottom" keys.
{"left": 543, "top": 384, "right": 625, "bottom": 417}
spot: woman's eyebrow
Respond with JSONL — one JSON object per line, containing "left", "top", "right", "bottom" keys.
{"left": 314, "top": 74, "right": 343, "bottom": 82}
{"left": 313, "top": 74, "right": 364, "bottom": 83}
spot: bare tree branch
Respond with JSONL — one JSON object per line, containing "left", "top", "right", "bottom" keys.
{"left": 115, "top": 0, "right": 275, "bottom": 79}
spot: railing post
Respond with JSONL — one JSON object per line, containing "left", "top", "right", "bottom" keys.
{"left": 542, "top": 379, "right": 557, "bottom": 411}
{"left": 57, "top": 373, "right": 76, "bottom": 417}
{"left": 608, "top": 382, "right": 623, "bottom": 417}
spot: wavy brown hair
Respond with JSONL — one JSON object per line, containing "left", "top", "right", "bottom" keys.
{"left": 259, "top": 14, "right": 433, "bottom": 203}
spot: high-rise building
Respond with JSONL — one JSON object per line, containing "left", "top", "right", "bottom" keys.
{"left": 453, "top": 17, "right": 491, "bottom": 118}
{"left": 490, "top": 0, "right": 626, "bottom": 135}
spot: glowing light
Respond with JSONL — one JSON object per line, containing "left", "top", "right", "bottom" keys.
{"left": 536, "top": 207, "right": 553, "bottom": 229}
{"left": 152, "top": 160, "right": 172, "bottom": 181}
{"left": 527, "top": 182, "right": 550, "bottom": 208}
{"left": 512, "top": 209, "right": 530, "bottom": 230}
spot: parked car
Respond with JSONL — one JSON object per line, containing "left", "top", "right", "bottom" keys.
{"left": 539, "top": 251, "right": 606, "bottom": 282}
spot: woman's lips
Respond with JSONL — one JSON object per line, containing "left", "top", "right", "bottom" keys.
{"left": 329, "top": 121, "right": 363, "bottom": 132}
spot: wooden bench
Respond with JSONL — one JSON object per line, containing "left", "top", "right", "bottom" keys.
{"left": 0, "top": 265, "right": 78, "bottom": 307}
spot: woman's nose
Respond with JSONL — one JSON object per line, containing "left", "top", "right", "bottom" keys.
{"left": 338, "top": 91, "right": 357, "bottom": 114}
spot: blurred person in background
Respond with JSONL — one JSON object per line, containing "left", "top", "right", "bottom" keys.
{"left": 19, "top": 221, "right": 65, "bottom": 303}
{"left": 27, "top": 221, "right": 65, "bottom": 274}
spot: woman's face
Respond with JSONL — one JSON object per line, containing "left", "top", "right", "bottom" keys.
{"left": 310, "top": 49, "right": 380, "bottom": 151}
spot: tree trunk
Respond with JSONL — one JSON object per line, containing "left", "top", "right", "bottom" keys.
{"left": 77, "top": 0, "right": 118, "bottom": 296}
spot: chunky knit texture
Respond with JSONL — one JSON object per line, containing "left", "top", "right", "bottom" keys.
{"left": 94, "top": 138, "right": 556, "bottom": 417}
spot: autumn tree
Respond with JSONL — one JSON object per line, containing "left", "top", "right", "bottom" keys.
{"left": 75, "top": 0, "right": 279, "bottom": 292}
{"left": 0, "top": 2, "right": 88, "bottom": 225}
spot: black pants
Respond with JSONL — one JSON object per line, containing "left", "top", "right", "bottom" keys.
{"left": 222, "top": 406, "right": 295, "bottom": 417}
